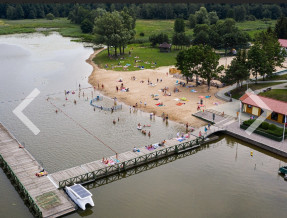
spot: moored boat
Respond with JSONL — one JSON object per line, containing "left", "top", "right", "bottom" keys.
{"left": 65, "top": 184, "right": 94, "bottom": 210}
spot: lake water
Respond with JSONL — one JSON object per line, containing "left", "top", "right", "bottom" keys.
{"left": 0, "top": 32, "right": 286, "bottom": 218}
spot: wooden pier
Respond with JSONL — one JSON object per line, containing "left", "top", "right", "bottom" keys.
{"left": 49, "top": 133, "right": 215, "bottom": 189}
{"left": 0, "top": 121, "right": 219, "bottom": 217}
{"left": 0, "top": 123, "right": 76, "bottom": 218}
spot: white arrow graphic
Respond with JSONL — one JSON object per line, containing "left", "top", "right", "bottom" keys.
{"left": 13, "top": 88, "right": 40, "bottom": 135}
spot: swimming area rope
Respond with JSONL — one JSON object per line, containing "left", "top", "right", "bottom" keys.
{"left": 47, "top": 99, "right": 118, "bottom": 154}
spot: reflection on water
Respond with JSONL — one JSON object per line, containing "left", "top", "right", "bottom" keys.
{"left": 0, "top": 33, "right": 287, "bottom": 218}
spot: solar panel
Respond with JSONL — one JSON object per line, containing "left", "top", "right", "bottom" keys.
{"left": 70, "top": 184, "right": 91, "bottom": 199}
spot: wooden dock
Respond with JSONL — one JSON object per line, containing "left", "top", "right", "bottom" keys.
{"left": 49, "top": 133, "right": 217, "bottom": 189}
{"left": 0, "top": 120, "right": 220, "bottom": 217}
{"left": 0, "top": 122, "right": 76, "bottom": 218}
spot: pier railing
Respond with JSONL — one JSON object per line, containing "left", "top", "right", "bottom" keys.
{"left": 58, "top": 136, "right": 205, "bottom": 188}
{"left": 0, "top": 154, "right": 42, "bottom": 218}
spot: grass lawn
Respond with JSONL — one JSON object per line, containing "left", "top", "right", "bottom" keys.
{"left": 228, "top": 82, "right": 285, "bottom": 100}
{"left": 93, "top": 44, "right": 179, "bottom": 71}
{"left": 236, "top": 20, "right": 276, "bottom": 39}
{"left": 262, "top": 73, "right": 287, "bottom": 81}
{"left": 259, "top": 89, "right": 287, "bottom": 102}
{"left": 135, "top": 19, "right": 193, "bottom": 41}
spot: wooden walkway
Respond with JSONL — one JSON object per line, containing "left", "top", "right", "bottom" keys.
{"left": 0, "top": 123, "right": 76, "bottom": 218}
{"left": 193, "top": 110, "right": 287, "bottom": 157}
{"left": 49, "top": 133, "right": 217, "bottom": 188}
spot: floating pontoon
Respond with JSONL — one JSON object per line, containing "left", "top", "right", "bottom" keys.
{"left": 65, "top": 184, "right": 94, "bottom": 210}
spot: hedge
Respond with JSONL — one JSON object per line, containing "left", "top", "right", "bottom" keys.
{"left": 241, "top": 119, "right": 287, "bottom": 141}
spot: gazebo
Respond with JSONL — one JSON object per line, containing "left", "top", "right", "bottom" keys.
{"left": 159, "top": 42, "right": 172, "bottom": 53}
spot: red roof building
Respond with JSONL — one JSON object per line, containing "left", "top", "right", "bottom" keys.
{"left": 240, "top": 92, "right": 287, "bottom": 124}
{"left": 279, "top": 39, "right": 287, "bottom": 48}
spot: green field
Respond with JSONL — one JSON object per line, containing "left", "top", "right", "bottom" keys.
{"left": 0, "top": 18, "right": 276, "bottom": 41}
{"left": 0, "top": 18, "right": 95, "bottom": 42}
{"left": 93, "top": 44, "right": 179, "bottom": 71}
{"left": 228, "top": 82, "right": 285, "bottom": 100}
{"left": 135, "top": 19, "right": 193, "bottom": 41}
{"left": 259, "top": 89, "right": 287, "bottom": 102}
{"left": 236, "top": 20, "right": 276, "bottom": 39}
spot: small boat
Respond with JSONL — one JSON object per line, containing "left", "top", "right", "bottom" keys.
{"left": 65, "top": 184, "right": 94, "bottom": 210}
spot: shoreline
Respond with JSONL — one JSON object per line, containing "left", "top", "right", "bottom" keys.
{"left": 86, "top": 48, "right": 226, "bottom": 128}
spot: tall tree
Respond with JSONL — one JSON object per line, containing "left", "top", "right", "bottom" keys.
{"left": 222, "top": 49, "right": 250, "bottom": 87}
{"left": 174, "top": 18, "right": 185, "bottom": 33}
{"left": 175, "top": 45, "right": 204, "bottom": 84}
{"left": 195, "top": 6, "right": 209, "bottom": 25}
{"left": 248, "top": 30, "right": 286, "bottom": 82}
{"left": 208, "top": 11, "right": 219, "bottom": 24}
{"left": 188, "top": 14, "right": 196, "bottom": 28}
{"left": 275, "top": 16, "right": 287, "bottom": 39}
{"left": 200, "top": 45, "right": 224, "bottom": 90}
{"left": 94, "top": 10, "right": 135, "bottom": 56}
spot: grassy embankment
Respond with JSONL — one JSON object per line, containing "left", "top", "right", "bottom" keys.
{"left": 93, "top": 43, "right": 179, "bottom": 71}
{"left": 228, "top": 82, "right": 285, "bottom": 100}
{"left": 259, "top": 89, "right": 287, "bottom": 102}
{"left": 0, "top": 18, "right": 95, "bottom": 42}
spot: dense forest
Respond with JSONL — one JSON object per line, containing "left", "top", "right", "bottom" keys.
{"left": 1, "top": 3, "right": 287, "bottom": 21}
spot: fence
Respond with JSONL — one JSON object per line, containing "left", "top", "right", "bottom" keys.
{"left": 58, "top": 137, "right": 205, "bottom": 188}
{"left": 0, "top": 154, "right": 42, "bottom": 217}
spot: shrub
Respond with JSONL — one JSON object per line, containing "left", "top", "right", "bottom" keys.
{"left": 46, "top": 13, "right": 54, "bottom": 20}
{"left": 260, "top": 122, "right": 269, "bottom": 130}
{"left": 267, "top": 129, "right": 282, "bottom": 137}
{"left": 269, "top": 124, "right": 277, "bottom": 131}
{"left": 243, "top": 119, "right": 255, "bottom": 126}
{"left": 139, "top": 32, "right": 144, "bottom": 36}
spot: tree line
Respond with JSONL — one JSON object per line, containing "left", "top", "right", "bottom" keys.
{"left": 176, "top": 29, "right": 286, "bottom": 91}
{"left": 1, "top": 3, "right": 287, "bottom": 21}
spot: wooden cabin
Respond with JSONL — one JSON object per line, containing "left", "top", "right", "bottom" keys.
{"left": 240, "top": 93, "right": 287, "bottom": 124}
{"left": 159, "top": 42, "right": 171, "bottom": 53}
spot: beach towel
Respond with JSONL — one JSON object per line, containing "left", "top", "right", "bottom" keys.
{"left": 152, "top": 143, "right": 159, "bottom": 149}
{"left": 146, "top": 146, "right": 154, "bottom": 151}
{"left": 180, "top": 97, "right": 187, "bottom": 101}
{"left": 112, "top": 158, "right": 120, "bottom": 163}
{"left": 205, "top": 96, "right": 211, "bottom": 98}
{"left": 176, "top": 102, "right": 184, "bottom": 106}
{"left": 190, "top": 89, "right": 197, "bottom": 93}
{"left": 174, "top": 98, "right": 180, "bottom": 101}
{"left": 154, "top": 98, "right": 159, "bottom": 100}
{"left": 177, "top": 138, "right": 185, "bottom": 142}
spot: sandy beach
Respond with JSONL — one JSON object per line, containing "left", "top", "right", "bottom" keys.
{"left": 87, "top": 49, "right": 232, "bottom": 128}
